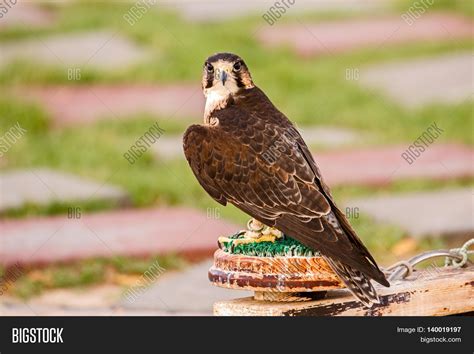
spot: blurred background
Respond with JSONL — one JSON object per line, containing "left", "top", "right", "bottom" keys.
{"left": 0, "top": 0, "right": 472, "bottom": 315}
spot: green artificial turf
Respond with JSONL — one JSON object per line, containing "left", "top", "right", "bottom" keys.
{"left": 219, "top": 231, "right": 319, "bottom": 257}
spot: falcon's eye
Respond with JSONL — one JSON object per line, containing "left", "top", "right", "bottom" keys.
{"left": 205, "top": 62, "right": 214, "bottom": 73}
{"left": 233, "top": 61, "right": 242, "bottom": 72}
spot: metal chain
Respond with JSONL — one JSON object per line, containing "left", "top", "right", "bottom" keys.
{"left": 383, "top": 238, "right": 473, "bottom": 281}
{"left": 444, "top": 238, "right": 474, "bottom": 268}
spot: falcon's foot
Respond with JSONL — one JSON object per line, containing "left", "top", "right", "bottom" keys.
{"left": 217, "top": 218, "right": 284, "bottom": 249}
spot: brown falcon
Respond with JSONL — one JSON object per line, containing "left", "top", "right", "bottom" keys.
{"left": 183, "top": 52, "right": 390, "bottom": 306}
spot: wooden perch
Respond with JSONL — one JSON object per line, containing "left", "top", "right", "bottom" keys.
{"left": 214, "top": 265, "right": 474, "bottom": 316}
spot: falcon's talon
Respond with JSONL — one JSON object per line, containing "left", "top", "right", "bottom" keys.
{"left": 217, "top": 236, "right": 235, "bottom": 249}
{"left": 218, "top": 236, "right": 232, "bottom": 244}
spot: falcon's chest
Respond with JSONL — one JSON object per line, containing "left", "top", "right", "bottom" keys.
{"left": 204, "top": 85, "right": 237, "bottom": 124}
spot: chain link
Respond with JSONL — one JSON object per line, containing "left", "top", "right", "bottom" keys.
{"left": 445, "top": 238, "right": 474, "bottom": 268}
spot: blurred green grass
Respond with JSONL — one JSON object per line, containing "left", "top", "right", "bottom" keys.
{"left": 1, "top": 2, "right": 473, "bottom": 266}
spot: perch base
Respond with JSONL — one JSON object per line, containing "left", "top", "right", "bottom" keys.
{"left": 213, "top": 265, "right": 474, "bottom": 316}
{"left": 208, "top": 249, "right": 344, "bottom": 297}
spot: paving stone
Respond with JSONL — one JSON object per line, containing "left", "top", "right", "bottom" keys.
{"left": 0, "top": 155, "right": 7, "bottom": 168}
{"left": 0, "top": 2, "right": 53, "bottom": 29}
{"left": 0, "top": 207, "right": 239, "bottom": 266}
{"left": 299, "top": 126, "right": 361, "bottom": 146}
{"left": 360, "top": 52, "right": 474, "bottom": 107}
{"left": 27, "top": 285, "right": 122, "bottom": 309}
{"left": 121, "top": 259, "right": 252, "bottom": 314}
{"left": 153, "top": 141, "right": 472, "bottom": 185}
{"left": 258, "top": 14, "right": 473, "bottom": 57}
{"left": 0, "top": 298, "right": 188, "bottom": 316}
{"left": 315, "top": 144, "right": 474, "bottom": 187}
{"left": 0, "top": 31, "right": 148, "bottom": 70}
{"left": 26, "top": 283, "right": 210, "bottom": 315}
{"left": 152, "top": 125, "right": 361, "bottom": 161}
{"left": 163, "top": 0, "right": 388, "bottom": 22}
{"left": 0, "top": 168, "right": 128, "bottom": 212}
{"left": 21, "top": 84, "right": 203, "bottom": 125}
{"left": 151, "top": 135, "right": 185, "bottom": 161}
{"left": 346, "top": 188, "right": 474, "bottom": 238}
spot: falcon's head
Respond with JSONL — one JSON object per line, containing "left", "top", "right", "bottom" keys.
{"left": 202, "top": 52, "right": 254, "bottom": 98}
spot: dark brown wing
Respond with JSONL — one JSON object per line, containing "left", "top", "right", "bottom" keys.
{"left": 183, "top": 87, "right": 388, "bottom": 287}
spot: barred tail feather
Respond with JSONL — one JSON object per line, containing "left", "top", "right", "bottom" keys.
{"left": 324, "top": 256, "right": 381, "bottom": 308}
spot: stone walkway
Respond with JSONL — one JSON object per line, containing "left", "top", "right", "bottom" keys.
{"left": 0, "top": 298, "right": 190, "bottom": 316}
{"left": 22, "top": 285, "right": 122, "bottom": 310}
{"left": 121, "top": 259, "right": 251, "bottom": 314}
{"left": 360, "top": 52, "right": 474, "bottom": 107}
{"left": 0, "top": 260, "right": 246, "bottom": 315}
{"left": 0, "top": 169, "right": 128, "bottom": 213}
{"left": 300, "top": 126, "right": 361, "bottom": 146}
{"left": 163, "top": 0, "right": 389, "bottom": 22}
{"left": 21, "top": 84, "right": 203, "bottom": 126}
{"left": 152, "top": 125, "right": 361, "bottom": 160}
{"left": 258, "top": 14, "right": 473, "bottom": 57}
{"left": 0, "top": 31, "right": 148, "bottom": 70}
{"left": 0, "top": 2, "right": 53, "bottom": 29}
{"left": 151, "top": 136, "right": 185, "bottom": 161}
{"left": 0, "top": 207, "right": 238, "bottom": 266}
{"left": 346, "top": 187, "right": 474, "bottom": 238}
{"left": 0, "top": 304, "right": 171, "bottom": 316}
{"left": 315, "top": 143, "right": 474, "bottom": 187}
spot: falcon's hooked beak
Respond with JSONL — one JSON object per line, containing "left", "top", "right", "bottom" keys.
{"left": 219, "top": 70, "right": 228, "bottom": 86}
